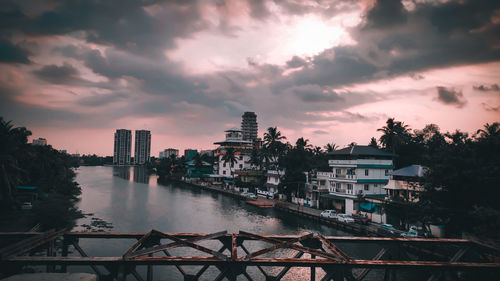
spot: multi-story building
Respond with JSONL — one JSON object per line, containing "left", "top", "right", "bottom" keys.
{"left": 321, "top": 145, "right": 395, "bottom": 216}
{"left": 113, "top": 129, "right": 132, "bottom": 165}
{"left": 265, "top": 170, "right": 283, "bottom": 194}
{"left": 159, "top": 151, "right": 164, "bottom": 159}
{"left": 241, "top": 112, "right": 258, "bottom": 141}
{"left": 32, "top": 138, "right": 47, "bottom": 146}
{"left": 184, "top": 149, "right": 198, "bottom": 161}
{"left": 134, "top": 130, "right": 151, "bottom": 165}
{"left": 214, "top": 128, "right": 253, "bottom": 178}
{"left": 160, "top": 148, "right": 179, "bottom": 159}
{"left": 305, "top": 171, "right": 333, "bottom": 208}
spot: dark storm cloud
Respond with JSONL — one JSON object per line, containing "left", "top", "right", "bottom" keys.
{"left": 274, "top": 0, "right": 500, "bottom": 92}
{"left": 33, "top": 63, "right": 81, "bottom": 85}
{"left": 0, "top": 0, "right": 209, "bottom": 57}
{"left": 0, "top": 37, "right": 31, "bottom": 64}
{"left": 365, "top": 0, "right": 407, "bottom": 28}
{"left": 286, "top": 56, "right": 308, "bottom": 68}
{"left": 474, "top": 84, "right": 500, "bottom": 92}
{"left": 436, "top": 86, "right": 467, "bottom": 108}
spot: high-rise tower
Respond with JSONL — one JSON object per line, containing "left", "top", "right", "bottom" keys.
{"left": 241, "top": 112, "right": 258, "bottom": 141}
{"left": 113, "top": 129, "right": 132, "bottom": 165}
{"left": 134, "top": 130, "right": 151, "bottom": 165}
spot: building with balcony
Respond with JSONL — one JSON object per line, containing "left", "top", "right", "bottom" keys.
{"left": 305, "top": 171, "right": 333, "bottom": 208}
{"left": 385, "top": 164, "right": 426, "bottom": 203}
{"left": 264, "top": 169, "right": 283, "bottom": 194}
{"left": 134, "top": 130, "right": 151, "bottom": 165}
{"left": 321, "top": 145, "right": 395, "bottom": 216}
{"left": 160, "top": 148, "right": 179, "bottom": 159}
{"left": 213, "top": 128, "right": 253, "bottom": 179}
{"left": 241, "top": 112, "right": 258, "bottom": 142}
{"left": 113, "top": 129, "right": 132, "bottom": 165}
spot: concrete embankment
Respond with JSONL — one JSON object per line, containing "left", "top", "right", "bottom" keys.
{"left": 177, "top": 180, "right": 383, "bottom": 236}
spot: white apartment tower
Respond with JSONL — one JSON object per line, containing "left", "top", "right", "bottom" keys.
{"left": 134, "top": 130, "right": 151, "bottom": 165}
{"left": 113, "top": 129, "right": 132, "bottom": 165}
{"left": 241, "top": 112, "right": 258, "bottom": 141}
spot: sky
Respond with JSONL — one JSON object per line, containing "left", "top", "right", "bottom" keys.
{"left": 1, "top": 0, "right": 499, "bottom": 156}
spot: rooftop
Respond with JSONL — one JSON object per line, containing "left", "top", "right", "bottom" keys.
{"left": 391, "top": 164, "right": 428, "bottom": 177}
{"left": 328, "top": 145, "right": 396, "bottom": 157}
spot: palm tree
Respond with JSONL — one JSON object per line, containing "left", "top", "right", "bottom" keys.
{"left": 313, "top": 146, "right": 323, "bottom": 156}
{"left": 295, "top": 137, "right": 313, "bottom": 151}
{"left": 368, "top": 137, "right": 378, "bottom": 148}
{"left": 476, "top": 122, "right": 500, "bottom": 139}
{"left": 0, "top": 117, "right": 31, "bottom": 204}
{"left": 263, "top": 127, "right": 287, "bottom": 166}
{"left": 249, "top": 148, "right": 263, "bottom": 170}
{"left": 324, "top": 142, "right": 338, "bottom": 152}
{"left": 222, "top": 148, "right": 237, "bottom": 178}
{"left": 377, "top": 118, "right": 410, "bottom": 153}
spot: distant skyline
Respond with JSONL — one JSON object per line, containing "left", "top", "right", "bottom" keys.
{"left": 1, "top": 0, "right": 499, "bottom": 156}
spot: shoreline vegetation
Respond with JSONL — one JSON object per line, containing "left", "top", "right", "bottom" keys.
{"left": 0, "top": 117, "right": 83, "bottom": 231}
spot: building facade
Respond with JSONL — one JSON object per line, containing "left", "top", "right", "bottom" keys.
{"left": 321, "top": 146, "right": 395, "bottom": 216}
{"left": 160, "top": 148, "right": 179, "bottom": 159}
{"left": 134, "top": 130, "right": 151, "bottom": 165}
{"left": 241, "top": 112, "right": 258, "bottom": 141}
{"left": 184, "top": 149, "right": 198, "bottom": 161}
{"left": 113, "top": 129, "right": 132, "bottom": 165}
{"left": 32, "top": 138, "right": 47, "bottom": 146}
{"left": 214, "top": 128, "right": 253, "bottom": 178}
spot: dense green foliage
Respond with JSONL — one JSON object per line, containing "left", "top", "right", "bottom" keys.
{"left": 378, "top": 119, "right": 500, "bottom": 238}
{"left": 79, "top": 154, "right": 113, "bottom": 166}
{"left": 0, "top": 117, "right": 83, "bottom": 230}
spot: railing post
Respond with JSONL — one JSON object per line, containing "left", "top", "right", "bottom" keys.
{"left": 310, "top": 254, "right": 316, "bottom": 281}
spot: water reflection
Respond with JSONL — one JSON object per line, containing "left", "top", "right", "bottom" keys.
{"left": 112, "top": 166, "right": 130, "bottom": 180}
{"left": 75, "top": 166, "right": 387, "bottom": 280}
{"left": 133, "top": 166, "right": 149, "bottom": 183}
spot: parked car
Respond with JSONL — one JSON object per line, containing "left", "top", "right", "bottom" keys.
{"left": 248, "top": 193, "right": 258, "bottom": 199}
{"left": 320, "top": 210, "right": 337, "bottom": 219}
{"left": 337, "top": 214, "right": 355, "bottom": 223}
{"left": 378, "top": 224, "right": 397, "bottom": 236}
{"left": 401, "top": 230, "right": 419, "bottom": 238}
{"left": 352, "top": 214, "right": 370, "bottom": 224}
{"left": 21, "top": 202, "right": 32, "bottom": 210}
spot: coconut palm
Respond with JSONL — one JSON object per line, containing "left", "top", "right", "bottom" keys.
{"left": 295, "top": 137, "right": 312, "bottom": 151}
{"left": 324, "top": 142, "right": 338, "bottom": 152}
{"left": 0, "top": 117, "right": 31, "bottom": 204}
{"left": 378, "top": 118, "right": 411, "bottom": 153}
{"left": 476, "top": 122, "right": 500, "bottom": 139}
{"left": 222, "top": 148, "right": 237, "bottom": 178}
{"left": 368, "top": 137, "right": 378, "bottom": 148}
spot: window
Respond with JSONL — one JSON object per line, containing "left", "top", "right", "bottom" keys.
{"left": 239, "top": 164, "right": 242, "bottom": 169}
{"left": 347, "top": 184, "right": 353, "bottom": 190}
{"left": 223, "top": 170, "right": 226, "bottom": 175}
{"left": 365, "top": 169, "right": 369, "bottom": 176}
{"left": 374, "top": 184, "right": 378, "bottom": 188}
{"left": 223, "top": 163, "right": 226, "bottom": 167}
{"left": 385, "top": 169, "right": 389, "bottom": 176}
{"left": 239, "top": 155, "right": 243, "bottom": 160}
{"left": 364, "top": 184, "right": 369, "bottom": 191}
{"left": 336, "top": 168, "right": 341, "bottom": 174}
{"left": 336, "top": 182, "right": 342, "bottom": 191}
{"left": 320, "top": 180, "right": 326, "bottom": 186}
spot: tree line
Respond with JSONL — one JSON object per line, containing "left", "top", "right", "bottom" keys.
{"left": 0, "top": 117, "right": 83, "bottom": 230}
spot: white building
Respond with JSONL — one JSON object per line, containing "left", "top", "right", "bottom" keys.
{"left": 113, "top": 129, "right": 132, "bottom": 165}
{"left": 321, "top": 145, "right": 395, "bottom": 216}
{"left": 305, "top": 171, "right": 332, "bottom": 208}
{"left": 134, "top": 130, "right": 151, "bottom": 165}
{"left": 213, "top": 128, "right": 253, "bottom": 178}
{"left": 265, "top": 170, "right": 283, "bottom": 194}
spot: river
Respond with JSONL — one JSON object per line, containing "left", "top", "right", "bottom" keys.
{"left": 73, "top": 166, "right": 389, "bottom": 280}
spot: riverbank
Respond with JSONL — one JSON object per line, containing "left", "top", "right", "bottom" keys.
{"left": 176, "top": 179, "right": 394, "bottom": 237}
